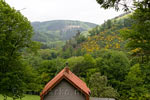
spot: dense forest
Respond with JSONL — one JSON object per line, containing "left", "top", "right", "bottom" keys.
{"left": 0, "top": 0, "right": 150, "bottom": 100}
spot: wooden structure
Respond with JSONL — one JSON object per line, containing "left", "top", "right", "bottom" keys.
{"left": 40, "top": 67, "right": 90, "bottom": 100}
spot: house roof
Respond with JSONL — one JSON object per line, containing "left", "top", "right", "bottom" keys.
{"left": 40, "top": 67, "right": 90, "bottom": 97}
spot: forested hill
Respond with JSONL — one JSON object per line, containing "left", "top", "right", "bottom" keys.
{"left": 31, "top": 20, "right": 97, "bottom": 48}
{"left": 60, "top": 12, "right": 133, "bottom": 58}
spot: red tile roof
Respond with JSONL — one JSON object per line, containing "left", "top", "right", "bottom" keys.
{"left": 40, "top": 67, "right": 90, "bottom": 98}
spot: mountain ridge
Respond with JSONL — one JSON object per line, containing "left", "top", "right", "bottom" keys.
{"left": 31, "top": 20, "right": 97, "bottom": 48}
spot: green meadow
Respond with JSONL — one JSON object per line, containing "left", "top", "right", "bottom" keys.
{"left": 0, "top": 94, "right": 40, "bottom": 100}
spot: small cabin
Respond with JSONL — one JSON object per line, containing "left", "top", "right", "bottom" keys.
{"left": 40, "top": 67, "right": 90, "bottom": 100}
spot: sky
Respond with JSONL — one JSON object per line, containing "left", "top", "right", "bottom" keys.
{"left": 5, "top": 0, "right": 124, "bottom": 25}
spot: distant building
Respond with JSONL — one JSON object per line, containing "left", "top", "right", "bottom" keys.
{"left": 90, "top": 97, "right": 115, "bottom": 100}
{"left": 40, "top": 67, "right": 90, "bottom": 100}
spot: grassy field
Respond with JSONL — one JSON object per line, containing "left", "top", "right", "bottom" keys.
{"left": 0, "top": 94, "right": 40, "bottom": 100}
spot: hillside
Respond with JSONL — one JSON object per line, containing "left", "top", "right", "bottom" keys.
{"left": 31, "top": 20, "right": 97, "bottom": 48}
{"left": 60, "top": 12, "right": 133, "bottom": 58}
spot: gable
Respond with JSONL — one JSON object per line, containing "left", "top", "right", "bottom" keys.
{"left": 40, "top": 67, "right": 90, "bottom": 97}
{"left": 40, "top": 67, "right": 90, "bottom": 100}
{"left": 44, "top": 79, "right": 85, "bottom": 100}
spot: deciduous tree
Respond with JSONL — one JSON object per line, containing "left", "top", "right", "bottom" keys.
{"left": 0, "top": 0, "right": 35, "bottom": 99}
{"left": 89, "top": 73, "right": 119, "bottom": 99}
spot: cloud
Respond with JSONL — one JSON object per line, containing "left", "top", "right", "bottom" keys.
{"left": 5, "top": 0, "right": 124, "bottom": 24}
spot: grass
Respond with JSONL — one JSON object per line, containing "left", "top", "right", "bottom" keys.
{"left": 0, "top": 94, "right": 40, "bottom": 100}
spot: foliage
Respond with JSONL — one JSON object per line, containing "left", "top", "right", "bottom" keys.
{"left": 96, "top": 50, "right": 130, "bottom": 90}
{"left": 81, "top": 15, "right": 133, "bottom": 53}
{"left": 37, "top": 58, "right": 66, "bottom": 86}
{"left": 0, "top": 0, "right": 37, "bottom": 99}
{"left": 121, "top": 64, "right": 148, "bottom": 100}
{"left": 67, "top": 54, "right": 96, "bottom": 82}
{"left": 121, "top": 3, "right": 150, "bottom": 63}
{"left": 141, "top": 62, "right": 150, "bottom": 94}
{"left": 38, "top": 49, "right": 58, "bottom": 60}
{"left": 96, "top": 0, "right": 150, "bottom": 11}
{"left": 61, "top": 31, "right": 87, "bottom": 58}
{"left": 89, "top": 73, "right": 119, "bottom": 99}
